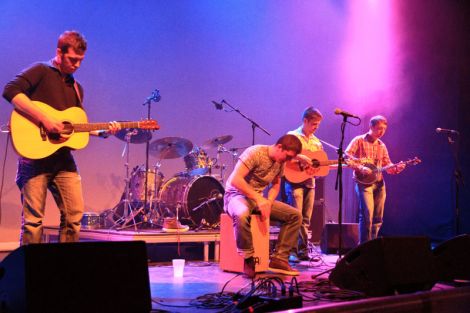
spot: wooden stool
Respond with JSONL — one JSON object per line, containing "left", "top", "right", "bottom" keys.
{"left": 219, "top": 213, "right": 269, "bottom": 273}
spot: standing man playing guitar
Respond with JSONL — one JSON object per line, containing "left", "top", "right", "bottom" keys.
{"left": 3, "top": 30, "right": 119, "bottom": 244}
{"left": 345, "top": 115, "right": 405, "bottom": 244}
{"left": 284, "top": 107, "right": 324, "bottom": 262}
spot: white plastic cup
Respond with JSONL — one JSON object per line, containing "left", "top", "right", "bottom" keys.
{"left": 172, "top": 259, "right": 185, "bottom": 277}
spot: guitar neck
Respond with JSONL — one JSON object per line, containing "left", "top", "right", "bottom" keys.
{"left": 72, "top": 121, "right": 144, "bottom": 132}
{"left": 376, "top": 160, "right": 412, "bottom": 173}
{"left": 316, "top": 160, "right": 338, "bottom": 167}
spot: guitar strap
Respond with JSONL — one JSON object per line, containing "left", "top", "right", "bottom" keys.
{"left": 73, "top": 81, "right": 83, "bottom": 107}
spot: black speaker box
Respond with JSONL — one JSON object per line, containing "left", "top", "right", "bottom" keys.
{"left": 310, "top": 177, "right": 325, "bottom": 243}
{"left": 433, "top": 234, "right": 470, "bottom": 282}
{"left": 329, "top": 237, "right": 436, "bottom": 297}
{"left": 0, "top": 241, "right": 151, "bottom": 313}
{"left": 320, "top": 223, "right": 358, "bottom": 254}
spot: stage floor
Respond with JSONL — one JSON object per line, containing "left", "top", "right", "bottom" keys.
{"left": 38, "top": 227, "right": 470, "bottom": 312}
{"left": 148, "top": 253, "right": 470, "bottom": 313}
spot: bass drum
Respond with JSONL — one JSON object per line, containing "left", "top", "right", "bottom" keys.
{"left": 158, "top": 175, "right": 224, "bottom": 227}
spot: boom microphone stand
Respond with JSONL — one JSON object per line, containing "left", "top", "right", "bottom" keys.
{"left": 334, "top": 111, "right": 361, "bottom": 259}
{"left": 442, "top": 131, "right": 464, "bottom": 235}
{"left": 142, "top": 89, "right": 161, "bottom": 225}
{"left": 213, "top": 99, "right": 271, "bottom": 145}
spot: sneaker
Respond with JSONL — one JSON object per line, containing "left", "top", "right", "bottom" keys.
{"left": 268, "top": 257, "right": 299, "bottom": 276}
{"left": 243, "top": 256, "right": 256, "bottom": 278}
{"left": 162, "top": 217, "right": 189, "bottom": 232}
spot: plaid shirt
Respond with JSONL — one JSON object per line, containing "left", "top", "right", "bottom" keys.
{"left": 345, "top": 134, "right": 392, "bottom": 182}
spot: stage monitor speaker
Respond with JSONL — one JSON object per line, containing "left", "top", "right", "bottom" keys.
{"left": 320, "top": 223, "right": 358, "bottom": 254}
{"left": 310, "top": 177, "right": 325, "bottom": 243}
{"left": 0, "top": 241, "right": 151, "bottom": 313}
{"left": 433, "top": 234, "right": 470, "bottom": 282}
{"left": 329, "top": 237, "right": 436, "bottom": 297}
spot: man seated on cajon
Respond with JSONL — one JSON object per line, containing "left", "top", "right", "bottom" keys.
{"left": 223, "top": 135, "right": 302, "bottom": 278}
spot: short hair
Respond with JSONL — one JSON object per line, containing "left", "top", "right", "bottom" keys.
{"left": 276, "top": 134, "right": 302, "bottom": 154}
{"left": 58, "top": 30, "right": 87, "bottom": 54}
{"left": 370, "top": 115, "right": 387, "bottom": 127}
{"left": 302, "top": 106, "right": 323, "bottom": 121}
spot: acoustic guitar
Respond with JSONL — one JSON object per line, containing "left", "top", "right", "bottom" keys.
{"left": 284, "top": 150, "right": 342, "bottom": 183}
{"left": 10, "top": 101, "right": 159, "bottom": 159}
{"left": 353, "top": 157, "right": 421, "bottom": 185}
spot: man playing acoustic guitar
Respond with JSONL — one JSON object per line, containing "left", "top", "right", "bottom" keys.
{"left": 345, "top": 115, "right": 405, "bottom": 244}
{"left": 3, "top": 30, "right": 119, "bottom": 244}
{"left": 284, "top": 107, "right": 324, "bottom": 262}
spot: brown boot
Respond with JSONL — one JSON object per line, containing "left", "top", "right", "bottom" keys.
{"left": 268, "top": 257, "right": 299, "bottom": 276}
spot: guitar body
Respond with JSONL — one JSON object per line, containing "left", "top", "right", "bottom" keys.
{"left": 284, "top": 150, "right": 334, "bottom": 183}
{"left": 10, "top": 101, "right": 159, "bottom": 159}
{"left": 10, "top": 101, "right": 89, "bottom": 159}
{"left": 353, "top": 163, "right": 379, "bottom": 185}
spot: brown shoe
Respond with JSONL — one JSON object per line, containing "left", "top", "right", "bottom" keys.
{"left": 268, "top": 257, "right": 299, "bottom": 276}
{"left": 162, "top": 217, "right": 189, "bottom": 232}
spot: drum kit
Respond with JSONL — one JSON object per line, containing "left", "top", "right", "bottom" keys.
{"left": 101, "top": 128, "right": 239, "bottom": 231}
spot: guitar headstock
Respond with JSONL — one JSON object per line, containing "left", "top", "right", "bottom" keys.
{"left": 139, "top": 119, "right": 160, "bottom": 130}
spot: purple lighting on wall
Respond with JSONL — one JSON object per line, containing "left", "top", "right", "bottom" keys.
{"left": 339, "top": 0, "right": 400, "bottom": 114}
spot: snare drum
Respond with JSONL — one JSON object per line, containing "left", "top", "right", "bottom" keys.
{"left": 129, "top": 165, "right": 163, "bottom": 202}
{"left": 183, "top": 147, "right": 210, "bottom": 176}
{"left": 158, "top": 175, "right": 224, "bottom": 226}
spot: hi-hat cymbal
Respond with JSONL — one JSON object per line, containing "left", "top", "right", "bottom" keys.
{"left": 201, "top": 135, "right": 233, "bottom": 149}
{"left": 149, "top": 137, "right": 193, "bottom": 159}
{"left": 114, "top": 128, "right": 152, "bottom": 144}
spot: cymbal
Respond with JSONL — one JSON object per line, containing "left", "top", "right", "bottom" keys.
{"left": 114, "top": 128, "right": 152, "bottom": 144}
{"left": 201, "top": 135, "right": 233, "bottom": 149}
{"left": 149, "top": 137, "right": 193, "bottom": 159}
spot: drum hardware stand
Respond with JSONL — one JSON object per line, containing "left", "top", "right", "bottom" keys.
{"left": 216, "top": 144, "right": 227, "bottom": 182}
{"left": 146, "top": 161, "right": 164, "bottom": 228}
{"left": 110, "top": 130, "right": 140, "bottom": 230}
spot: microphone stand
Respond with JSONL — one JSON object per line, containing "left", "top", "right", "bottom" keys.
{"left": 444, "top": 133, "right": 464, "bottom": 235}
{"left": 142, "top": 89, "right": 161, "bottom": 227}
{"left": 220, "top": 100, "right": 271, "bottom": 145}
{"left": 334, "top": 116, "right": 348, "bottom": 259}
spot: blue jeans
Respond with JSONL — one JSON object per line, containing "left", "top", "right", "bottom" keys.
{"left": 224, "top": 194, "right": 302, "bottom": 261}
{"left": 284, "top": 183, "right": 315, "bottom": 254}
{"left": 17, "top": 164, "right": 84, "bottom": 244}
{"left": 355, "top": 180, "right": 386, "bottom": 244}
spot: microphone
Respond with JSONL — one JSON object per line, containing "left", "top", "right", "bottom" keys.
{"left": 144, "top": 89, "right": 161, "bottom": 105}
{"left": 436, "top": 128, "right": 459, "bottom": 135}
{"left": 334, "top": 108, "right": 360, "bottom": 119}
{"left": 212, "top": 100, "right": 223, "bottom": 110}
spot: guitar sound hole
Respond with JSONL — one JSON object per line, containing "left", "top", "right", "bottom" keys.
{"left": 48, "top": 122, "right": 73, "bottom": 143}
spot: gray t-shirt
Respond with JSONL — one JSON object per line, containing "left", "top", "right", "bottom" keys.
{"left": 224, "top": 145, "right": 284, "bottom": 201}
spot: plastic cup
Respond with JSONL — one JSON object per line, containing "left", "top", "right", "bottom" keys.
{"left": 172, "top": 259, "right": 185, "bottom": 277}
